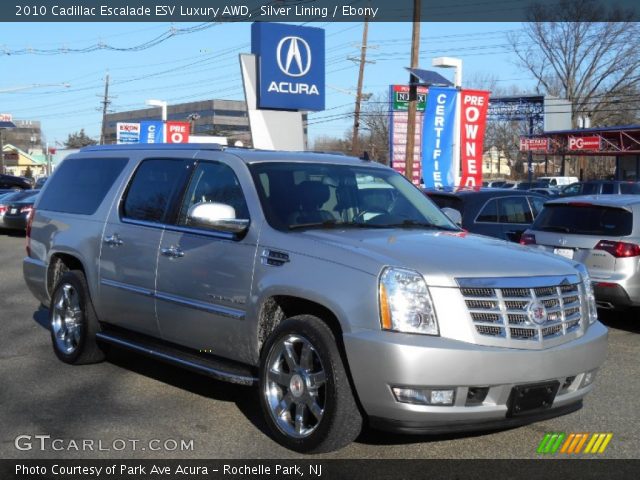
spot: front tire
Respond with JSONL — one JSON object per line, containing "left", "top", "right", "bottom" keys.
{"left": 259, "top": 315, "right": 362, "bottom": 453}
{"left": 49, "top": 270, "right": 105, "bottom": 364}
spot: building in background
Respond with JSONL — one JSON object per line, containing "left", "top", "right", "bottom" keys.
{"left": 1, "top": 143, "right": 48, "bottom": 177}
{"left": 104, "top": 99, "right": 252, "bottom": 145}
{"left": 1, "top": 120, "right": 43, "bottom": 154}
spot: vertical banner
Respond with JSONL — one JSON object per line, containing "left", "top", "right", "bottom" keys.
{"left": 165, "top": 122, "right": 191, "bottom": 144}
{"left": 421, "top": 87, "right": 457, "bottom": 189}
{"left": 460, "top": 90, "right": 490, "bottom": 187}
{"left": 116, "top": 122, "right": 140, "bottom": 144}
{"left": 389, "top": 85, "right": 427, "bottom": 185}
{"left": 140, "top": 121, "right": 164, "bottom": 144}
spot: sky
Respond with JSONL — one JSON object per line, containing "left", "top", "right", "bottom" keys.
{"left": 0, "top": 21, "right": 534, "bottom": 146}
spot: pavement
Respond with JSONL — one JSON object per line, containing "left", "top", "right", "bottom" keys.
{"left": 1, "top": 232, "right": 638, "bottom": 460}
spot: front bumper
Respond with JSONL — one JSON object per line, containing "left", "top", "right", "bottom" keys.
{"left": 344, "top": 321, "right": 608, "bottom": 433}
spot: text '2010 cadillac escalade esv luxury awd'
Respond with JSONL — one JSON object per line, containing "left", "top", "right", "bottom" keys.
{"left": 23, "top": 144, "right": 607, "bottom": 453}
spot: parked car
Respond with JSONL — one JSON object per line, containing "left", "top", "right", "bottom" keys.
{"left": 482, "top": 180, "right": 507, "bottom": 188}
{"left": 0, "top": 190, "right": 40, "bottom": 229}
{"left": 426, "top": 188, "right": 548, "bottom": 242}
{"left": 24, "top": 144, "right": 606, "bottom": 453}
{"left": 537, "top": 176, "right": 579, "bottom": 187}
{"left": 529, "top": 187, "right": 561, "bottom": 197}
{"left": 521, "top": 195, "right": 640, "bottom": 310}
{"left": 0, "top": 173, "right": 33, "bottom": 190}
{"left": 34, "top": 176, "right": 48, "bottom": 189}
{"left": 560, "top": 180, "right": 640, "bottom": 197}
{"left": 1, "top": 190, "right": 39, "bottom": 230}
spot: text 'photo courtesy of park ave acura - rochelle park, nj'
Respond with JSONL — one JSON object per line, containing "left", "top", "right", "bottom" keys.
{"left": 1, "top": 1, "right": 640, "bottom": 479}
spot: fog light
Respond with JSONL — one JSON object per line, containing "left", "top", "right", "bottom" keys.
{"left": 392, "top": 387, "right": 455, "bottom": 406}
{"left": 581, "top": 370, "right": 597, "bottom": 388}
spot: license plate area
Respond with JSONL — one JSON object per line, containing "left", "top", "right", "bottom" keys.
{"left": 507, "top": 381, "right": 560, "bottom": 417}
{"left": 553, "top": 247, "right": 574, "bottom": 259}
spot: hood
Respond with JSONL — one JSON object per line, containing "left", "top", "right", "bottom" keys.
{"left": 294, "top": 229, "right": 580, "bottom": 287}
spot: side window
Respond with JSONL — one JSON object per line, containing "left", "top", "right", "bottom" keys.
{"left": 37, "top": 157, "right": 127, "bottom": 215}
{"left": 122, "top": 159, "right": 185, "bottom": 223}
{"left": 528, "top": 196, "right": 546, "bottom": 218}
{"left": 498, "top": 197, "right": 532, "bottom": 224}
{"left": 177, "top": 161, "right": 249, "bottom": 228}
{"left": 601, "top": 183, "right": 615, "bottom": 194}
{"left": 476, "top": 198, "right": 498, "bottom": 223}
{"left": 563, "top": 183, "right": 581, "bottom": 195}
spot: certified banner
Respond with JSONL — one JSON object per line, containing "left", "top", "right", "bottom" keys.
{"left": 459, "top": 90, "right": 490, "bottom": 187}
{"left": 140, "top": 121, "right": 164, "bottom": 143}
{"left": 421, "top": 86, "right": 457, "bottom": 188}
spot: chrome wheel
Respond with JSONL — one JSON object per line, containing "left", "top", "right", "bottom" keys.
{"left": 264, "top": 334, "right": 327, "bottom": 439}
{"left": 51, "top": 283, "right": 83, "bottom": 355}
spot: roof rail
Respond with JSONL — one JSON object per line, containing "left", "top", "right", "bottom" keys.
{"left": 81, "top": 143, "right": 224, "bottom": 152}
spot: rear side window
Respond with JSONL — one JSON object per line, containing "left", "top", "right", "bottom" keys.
{"left": 37, "top": 157, "right": 127, "bottom": 215}
{"left": 498, "top": 197, "right": 532, "bottom": 224}
{"left": 582, "top": 183, "right": 600, "bottom": 195}
{"left": 601, "top": 183, "right": 615, "bottom": 194}
{"left": 620, "top": 183, "right": 640, "bottom": 194}
{"left": 533, "top": 204, "right": 633, "bottom": 236}
{"left": 122, "top": 159, "right": 185, "bottom": 223}
{"left": 476, "top": 198, "right": 498, "bottom": 222}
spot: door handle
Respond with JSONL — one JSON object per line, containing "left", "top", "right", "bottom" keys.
{"left": 103, "top": 234, "right": 124, "bottom": 246}
{"left": 161, "top": 245, "right": 184, "bottom": 258}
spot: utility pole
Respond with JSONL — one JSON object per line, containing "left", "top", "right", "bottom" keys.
{"left": 99, "top": 73, "right": 111, "bottom": 145}
{"left": 351, "top": 19, "right": 369, "bottom": 156}
{"left": 404, "top": 0, "right": 421, "bottom": 183}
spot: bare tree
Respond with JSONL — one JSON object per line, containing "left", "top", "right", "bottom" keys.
{"left": 509, "top": 0, "right": 640, "bottom": 127}
{"left": 360, "top": 94, "right": 390, "bottom": 164}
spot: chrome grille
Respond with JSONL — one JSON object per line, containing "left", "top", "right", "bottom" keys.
{"left": 458, "top": 277, "right": 584, "bottom": 344}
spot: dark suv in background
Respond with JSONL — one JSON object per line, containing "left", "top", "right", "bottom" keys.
{"left": 425, "top": 189, "right": 547, "bottom": 242}
{"left": 561, "top": 181, "right": 640, "bottom": 196}
{"left": 0, "top": 173, "right": 33, "bottom": 190}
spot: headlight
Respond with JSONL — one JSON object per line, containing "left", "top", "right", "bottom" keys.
{"left": 378, "top": 267, "right": 439, "bottom": 335}
{"left": 575, "top": 263, "right": 597, "bottom": 325}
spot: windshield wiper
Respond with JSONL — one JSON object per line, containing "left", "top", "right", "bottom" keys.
{"left": 539, "top": 226, "right": 571, "bottom": 233}
{"left": 382, "top": 220, "right": 459, "bottom": 231}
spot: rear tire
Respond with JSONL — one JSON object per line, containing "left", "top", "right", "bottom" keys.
{"left": 259, "top": 315, "right": 362, "bottom": 453}
{"left": 49, "top": 270, "right": 105, "bottom": 364}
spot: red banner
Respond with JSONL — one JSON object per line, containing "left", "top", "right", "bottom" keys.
{"left": 568, "top": 136, "right": 600, "bottom": 151}
{"left": 166, "top": 122, "right": 191, "bottom": 144}
{"left": 459, "top": 90, "right": 490, "bottom": 187}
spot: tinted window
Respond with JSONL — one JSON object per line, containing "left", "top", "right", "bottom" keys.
{"left": 177, "top": 162, "right": 249, "bottom": 228}
{"left": 37, "top": 157, "right": 127, "bottom": 215}
{"left": 601, "top": 183, "right": 615, "bottom": 194}
{"left": 476, "top": 198, "right": 499, "bottom": 222}
{"left": 528, "top": 196, "right": 546, "bottom": 217}
{"left": 582, "top": 183, "right": 600, "bottom": 195}
{"left": 620, "top": 183, "right": 640, "bottom": 194}
{"left": 498, "top": 197, "right": 532, "bottom": 223}
{"left": 562, "top": 183, "right": 581, "bottom": 195}
{"left": 122, "top": 159, "right": 184, "bottom": 223}
{"left": 533, "top": 204, "right": 633, "bottom": 236}
{"left": 427, "top": 194, "right": 464, "bottom": 215}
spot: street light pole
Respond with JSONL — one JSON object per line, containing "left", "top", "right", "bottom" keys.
{"left": 404, "top": 0, "right": 421, "bottom": 183}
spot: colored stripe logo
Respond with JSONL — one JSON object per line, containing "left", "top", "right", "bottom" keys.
{"left": 537, "top": 433, "right": 613, "bottom": 454}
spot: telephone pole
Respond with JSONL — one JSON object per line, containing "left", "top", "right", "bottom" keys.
{"left": 404, "top": 0, "right": 421, "bottom": 182}
{"left": 351, "top": 19, "right": 369, "bottom": 156}
{"left": 99, "top": 73, "right": 111, "bottom": 145}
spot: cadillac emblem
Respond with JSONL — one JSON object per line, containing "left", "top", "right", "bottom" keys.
{"left": 527, "top": 301, "right": 548, "bottom": 326}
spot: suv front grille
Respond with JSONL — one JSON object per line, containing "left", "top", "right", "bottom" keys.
{"left": 459, "top": 278, "right": 583, "bottom": 344}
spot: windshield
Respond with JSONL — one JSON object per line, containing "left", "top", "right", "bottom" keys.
{"left": 250, "top": 162, "right": 460, "bottom": 231}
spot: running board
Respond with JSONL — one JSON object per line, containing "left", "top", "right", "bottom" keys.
{"left": 96, "top": 330, "right": 258, "bottom": 386}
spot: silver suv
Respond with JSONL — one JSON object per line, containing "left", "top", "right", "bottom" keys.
{"left": 23, "top": 144, "right": 607, "bottom": 452}
{"left": 521, "top": 195, "right": 640, "bottom": 310}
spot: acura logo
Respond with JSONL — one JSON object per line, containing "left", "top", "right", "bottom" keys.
{"left": 527, "top": 300, "right": 548, "bottom": 326}
{"left": 276, "top": 36, "right": 312, "bottom": 77}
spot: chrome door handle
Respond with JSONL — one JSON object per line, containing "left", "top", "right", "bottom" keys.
{"left": 103, "top": 234, "right": 123, "bottom": 246}
{"left": 161, "top": 246, "right": 184, "bottom": 258}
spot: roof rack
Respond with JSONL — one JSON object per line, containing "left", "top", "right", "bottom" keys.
{"left": 81, "top": 143, "right": 225, "bottom": 152}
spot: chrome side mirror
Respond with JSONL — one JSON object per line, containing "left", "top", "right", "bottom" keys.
{"left": 441, "top": 207, "right": 463, "bottom": 226}
{"left": 186, "top": 202, "right": 249, "bottom": 234}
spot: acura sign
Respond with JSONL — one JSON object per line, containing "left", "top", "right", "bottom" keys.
{"left": 251, "top": 22, "right": 325, "bottom": 111}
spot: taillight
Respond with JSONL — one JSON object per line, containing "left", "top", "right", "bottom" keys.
{"left": 520, "top": 233, "right": 536, "bottom": 245}
{"left": 0, "top": 205, "right": 6, "bottom": 215}
{"left": 595, "top": 240, "right": 640, "bottom": 258}
{"left": 26, "top": 207, "right": 35, "bottom": 256}
{"left": 20, "top": 206, "right": 33, "bottom": 214}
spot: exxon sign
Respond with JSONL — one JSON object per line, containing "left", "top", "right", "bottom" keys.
{"left": 251, "top": 22, "right": 325, "bottom": 111}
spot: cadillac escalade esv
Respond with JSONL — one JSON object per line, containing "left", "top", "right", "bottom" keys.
{"left": 23, "top": 144, "right": 608, "bottom": 452}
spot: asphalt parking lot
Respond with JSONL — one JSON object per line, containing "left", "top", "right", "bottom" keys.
{"left": 1, "top": 232, "right": 638, "bottom": 460}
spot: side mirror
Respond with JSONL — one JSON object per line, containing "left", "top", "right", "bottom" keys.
{"left": 441, "top": 207, "right": 463, "bottom": 226}
{"left": 187, "top": 202, "right": 249, "bottom": 234}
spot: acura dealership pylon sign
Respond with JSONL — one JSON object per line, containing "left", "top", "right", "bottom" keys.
{"left": 251, "top": 22, "right": 325, "bottom": 111}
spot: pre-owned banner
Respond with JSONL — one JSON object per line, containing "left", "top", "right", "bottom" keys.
{"left": 421, "top": 86, "right": 457, "bottom": 189}
{"left": 459, "top": 90, "right": 490, "bottom": 187}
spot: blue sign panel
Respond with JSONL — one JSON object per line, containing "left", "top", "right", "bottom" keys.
{"left": 140, "top": 121, "right": 164, "bottom": 144}
{"left": 251, "top": 22, "right": 325, "bottom": 111}
{"left": 422, "top": 87, "right": 457, "bottom": 189}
